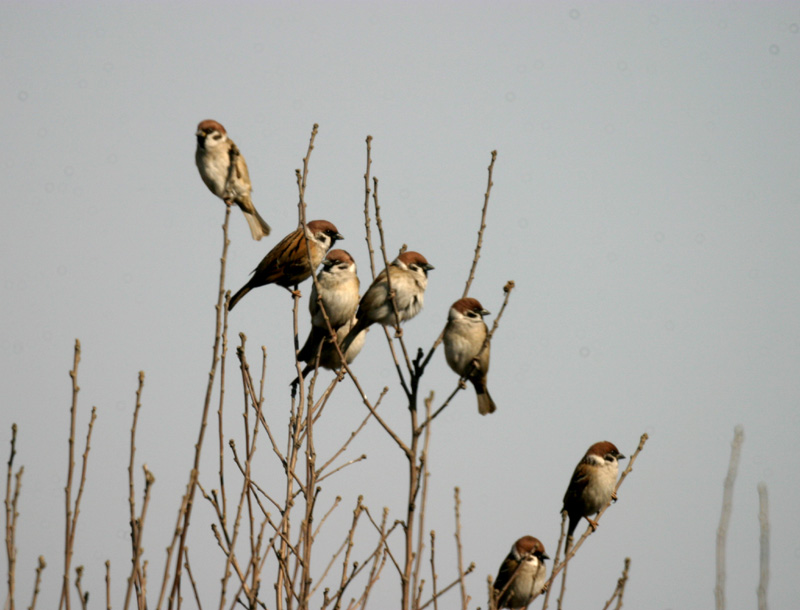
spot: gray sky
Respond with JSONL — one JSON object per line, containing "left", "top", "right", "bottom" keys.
{"left": 3, "top": 2, "right": 799, "bottom": 609}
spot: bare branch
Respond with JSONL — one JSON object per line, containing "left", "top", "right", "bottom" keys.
{"left": 462, "top": 150, "right": 497, "bottom": 297}
{"left": 757, "top": 482, "right": 769, "bottom": 610}
{"left": 104, "top": 561, "right": 111, "bottom": 610}
{"left": 417, "top": 563, "right": 476, "bottom": 610}
{"left": 362, "top": 136, "right": 377, "bottom": 280}
{"left": 715, "top": 426, "right": 744, "bottom": 610}
{"left": 124, "top": 372, "right": 146, "bottom": 610}
{"left": 184, "top": 551, "right": 203, "bottom": 610}
{"left": 59, "top": 339, "right": 81, "bottom": 610}
{"left": 600, "top": 557, "right": 631, "bottom": 610}
{"left": 27, "top": 557, "right": 46, "bottom": 610}
{"left": 453, "top": 488, "right": 469, "bottom": 610}
{"left": 74, "top": 567, "right": 87, "bottom": 610}
{"left": 5, "top": 424, "right": 22, "bottom": 610}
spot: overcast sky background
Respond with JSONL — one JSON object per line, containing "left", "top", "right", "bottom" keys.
{"left": 2, "top": 2, "right": 800, "bottom": 609}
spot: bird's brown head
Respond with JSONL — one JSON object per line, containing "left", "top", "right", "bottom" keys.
{"left": 395, "top": 251, "right": 434, "bottom": 274}
{"left": 451, "top": 297, "right": 490, "bottom": 318}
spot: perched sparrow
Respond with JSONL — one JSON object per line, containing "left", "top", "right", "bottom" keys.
{"left": 492, "top": 536, "right": 549, "bottom": 609}
{"left": 195, "top": 120, "right": 271, "bottom": 240}
{"left": 228, "top": 220, "right": 343, "bottom": 310}
{"left": 562, "top": 441, "right": 626, "bottom": 541}
{"left": 297, "top": 249, "right": 361, "bottom": 364}
{"left": 341, "top": 251, "right": 434, "bottom": 350}
{"left": 443, "top": 297, "right": 496, "bottom": 415}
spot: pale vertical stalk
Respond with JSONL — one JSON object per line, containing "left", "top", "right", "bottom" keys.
{"left": 104, "top": 561, "right": 111, "bottom": 610}
{"left": 362, "top": 135, "right": 376, "bottom": 280}
{"left": 59, "top": 340, "right": 81, "bottom": 610}
{"left": 27, "top": 556, "right": 46, "bottom": 610}
{"left": 5, "top": 424, "right": 21, "bottom": 610}
{"left": 757, "top": 483, "right": 769, "bottom": 610}
{"left": 462, "top": 150, "right": 497, "bottom": 298}
{"left": 715, "top": 426, "right": 744, "bottom": 610}
{"left": 124, "top": 372, "right": 146, "bottom": 610}
{"left": 453, "top": 488, "right": 468, "bottom": 610}
{"left": 412, "top": 394, "right": 434, "bottom": 608}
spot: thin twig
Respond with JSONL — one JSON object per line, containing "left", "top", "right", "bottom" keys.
{"left": 600, "top": 558, "right": 631, "bottom": 610}
{"left": 540, "top": 513, "right": 566, "bottom": 610}
{"left": 453, "top": 488, "right": 470, "bottom": 610}
{"left": 59, "top": 339, "right": 81, "bottom": 610}
{"left": 74, "top": 567, "right": 87, "bottom": 610}
{"left": 218, "top": 291, "right": 231, "bottom": 529}
{"left": 27, "top": 556, "right": 46, "bottom": 610}
{"left": 372, "top": 178, "right": 415, "bottom": 390}
{"left": 412, "top": 394, "right": 434, "bottom": 608}
{"left": 124, "top": 372, "right": 145, "bottom": 610}
{"left": 5, "top": 424, "right": 21, "bottom": 610}
{"left": 317, "top": 388, "right": 386, "bottom": 475}
{"left": 362, "top": 136, "right": 377, "bottom": 280}
{"left": 184, "top": 551, "right": 203, "bottom": 610}
{"left": 429, "top": 532, "right": 438, "bottom": 610}
{"left": 462, "top": 150, "right": 497, "bottom": 298}
{"left": 60, "top": 406, "right": 96, "bottom": 610}
{"left": 104, "top": 561, "right": 111, "bottom": 610}
{"left": 715, "top": 426, "right": 744, "bottom": 610}
{"left": 757, "top": 482, "right": 769, "bottom": 610}
{"left": 417, "top": 564, "right": 476, "bottom": 610}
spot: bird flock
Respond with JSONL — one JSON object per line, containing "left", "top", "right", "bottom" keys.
{"left": 196, "top": 120, "right": 627, "bottom": 608}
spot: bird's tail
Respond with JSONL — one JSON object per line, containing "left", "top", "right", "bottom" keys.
{"left": 298, "top": 327, "right": 326, "bottom": 364}
{"left": 228, "top": 284, "right": 251, "bottom": 311}
{"left": 238, "top": 201, "right": 271, "bottom": 240}
{"left": 472, "top": 378, "right": 497, "bottom": 415}
{"left": 339, "top": 317, "right": 365, "bottom": 355}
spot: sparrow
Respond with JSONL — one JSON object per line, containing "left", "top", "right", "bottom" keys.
{"left": 341, "top": 251, "right": 434, "bottom": 350}
{"left": 561, "top": 441, "right": 626, "bottom": 542}
{"left": 195, "top": 120, "right": 271, "bottom": 240}
{"left": 228, "top": 220, "right": 343, "bottom": 310}
{"left": 297, "top": 249, "right": 361, "bottom": 364}
{"left": 443, "top": 297, "right": 496, "bottom": 415}
{"left": 492, "top": 536, "right": 549, "bottom": 609}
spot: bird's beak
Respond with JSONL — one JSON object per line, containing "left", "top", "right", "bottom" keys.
{"left": 335, "top": 232, "right": 344, "bottom": 240}
{"left": 424, "top": 263, "right": 435, "bottom": 271}
{"left": 481, "top": 308, "right": 491, "bottom": 316}
{"left": 618, "top": 453, "right": 626, "bottom": 460}
{"left": 542, "top": 553, "right": 550, "bottom": 560}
